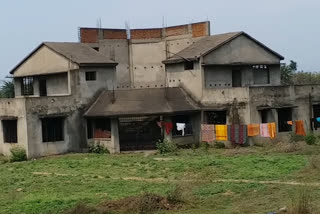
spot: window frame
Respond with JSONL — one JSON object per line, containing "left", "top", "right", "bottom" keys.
{"left": 2, "top": 119, "right": 18, "bottom": 143}
{"left": 21, "top": 77, "right": 34, "bottom": 96}
{"left": 85, "top": 71, "right": 97, "bottom": 81}
{"left": 41, "top": 117, "right": 64, "bottom": 142}
{"left": 253, "top": 65, "right": 270, "bottom": 85}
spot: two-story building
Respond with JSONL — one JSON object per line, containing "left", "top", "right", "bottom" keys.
{"left": 1, "top": 21, "right": 319, "bottom": 158}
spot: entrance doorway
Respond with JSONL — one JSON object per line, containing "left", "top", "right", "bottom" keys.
{"left": 119, "top": 116, "right": 162, "bottom": 151}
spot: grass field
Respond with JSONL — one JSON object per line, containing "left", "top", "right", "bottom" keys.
{"left": 1, "top": 142, "right": 320, "bottom": 214}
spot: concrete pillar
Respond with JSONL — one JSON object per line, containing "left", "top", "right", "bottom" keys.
{"left": 110, "top": 118, "right": 120, "bottom": 153}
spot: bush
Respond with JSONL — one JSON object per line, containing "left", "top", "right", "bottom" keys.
{"left": 88, "top": 144, "right": 109, "bottom": 154}
{"left": 200, "top": 142, "right": 210, "bottom": 152}
{"left": 305, "top": 133, "right": 317, "bottom": 145}
{"left": 10, "top": 147, "right": 27, "bottom": 162}
{"left": 289, "top": 187, "right": 315, "bottom": 214}
{"left": 156, "top": 139, "right": 177, "bottom": 154}
{"left": 214, "top": 141, "right": 226, "bottom": 149}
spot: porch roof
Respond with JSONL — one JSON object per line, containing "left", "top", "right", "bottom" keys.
{"left": 84, "top": 87, "right": 200, "bottom": 117}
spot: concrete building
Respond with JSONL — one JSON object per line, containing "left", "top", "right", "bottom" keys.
{"left": 1, "top": 21, "right": 320, "bottom": 158}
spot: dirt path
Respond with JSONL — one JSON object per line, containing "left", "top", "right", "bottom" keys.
{"left": 32, "top": 171, "right": 320, "bottom": 187}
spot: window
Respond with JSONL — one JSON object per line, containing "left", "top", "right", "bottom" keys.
{"left": 85, "top": 71, "right": 96, "bottom": 81}
{"left": 2, "top": 120, "right": 17, "bottom": 143}
{"left": 260, "top": 109, "right": 274, "bottom": 123}
{"left": 21, "top": 77, "right": 34, "bottom": 95}
{"left": 277, "top": 108, "right": 292, "bottom": 132}
{"left": 313, "top": 105, "right": 320, "bottom": 130}
{"left": 87, "top": 119, "right": 111, "bottom": 139}
{"left": 184, "top": 61, "right": 194, "bottom": 70}
{"left": 232, "top": 70, "right": 242, "bottom": 87}
{"left": 93, "top": 47, "right": 99, "bottom": 52}
{"left": 39, "top": 78, "right": 47, "bottom": 96}
{"left": 41, "top": 117, "right": 64, "bottom": 142}
{"left": 253, "top": 65, "right": 270, "bottom": 85}
{"left": 206, "top": 111, "right": 227, "bottom": 124}
{"left": 172, "top": 115, "right": 193, "bottom": 137}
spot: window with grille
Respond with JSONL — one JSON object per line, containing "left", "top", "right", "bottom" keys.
{"left": 253, "top": 65, "right": 270, "bottom": 85}
{"left": 41, "top": 117, "right": 64, "bottom": 142}
{"left": 2, "top": 120, "right": 18, "bottom": 143}
{"left": 21, "top": 77, "right": 34, "bottom": 95}
{"left": 85, "top": 71, "right": 96, "bottom": 81}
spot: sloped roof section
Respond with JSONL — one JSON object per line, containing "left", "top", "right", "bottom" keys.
{"left": 10, "top": 42, "right": 117, "bottom": 74}
{"left": 85, "top": 87, "right": 200, "bottom": 117}
{"left": 44, "top": 42, "right": 116, "bottom": 65}
{"left": 163, "top": 32, "right": 284, "bottom": 64}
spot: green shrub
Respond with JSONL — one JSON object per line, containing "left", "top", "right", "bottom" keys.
{"left": 10, "top": 147, "right": 27, "bottom": 162}
{"left": 200, "top": 142, "right": 210, "bottom": 152}
{"left": 88, "top": 144, "right": 109, "bottom": 154}
{"left": 305, "top": 133, "right": 317, "bottom": 145}
{"left": 214, "top": 141, "right": 226, "bottom": 149}
{"left": 290, "top": 133, "right": 305, "bottom": 143}
{"left": 156, "top": 139, "right": 177, "bottom": 154}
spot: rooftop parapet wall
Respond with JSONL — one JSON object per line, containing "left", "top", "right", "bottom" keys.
{"left": 80, "top": 21, "right": 210, "bottom": 43}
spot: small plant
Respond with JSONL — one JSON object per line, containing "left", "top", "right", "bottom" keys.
{"left": 156, "top": 139, "right": 177, "bottom": 154}
{"left": 305, "top": 133, "right": 317, "bottom": 145}
{"left": 166, "top": 183, "right": 194, "bottom": 205}
{"left": 88, "top": 144, "right": 109, "bottom": 154}
{"left": 10, "top": 146, "right": 27, "bottom": 162}
{"left": 200, "top": 141, "right": 210, "bottom": 152}
{"left": 214, "top": 141, "right": 226, "bottom": 149}
{"left": 290, "top": 133, "right": 305, "bottom": 143}
{"left": 289, "top": 187, "right": 314, "bottom": 214}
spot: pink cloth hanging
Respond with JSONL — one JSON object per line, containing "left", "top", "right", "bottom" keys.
{"left": 260, "top": 123, "right": 270, "bottom": 137}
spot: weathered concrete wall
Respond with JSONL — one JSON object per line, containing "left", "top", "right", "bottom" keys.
{"left": 166, "top": 62, "right": 203, "bottom": 100}
{"left": 46, "top": 73, "right": 69, "bottom": 95}
{"left": 76, "top": 67, "right": 116, "bottom": 101}
{"left": 204, "top": 66, "right": 232, "bottom": 88}
{"left": 99, "top": 40, "right": 130, "bottom": 87}
{"left": 13, "top": 46, "right": 78, "bottom": 77}
{"left": 0, "top": 98, "right": 28, "bottom": 156}
{"left": 203, "top": 35, "right": 280, "bottom": 65}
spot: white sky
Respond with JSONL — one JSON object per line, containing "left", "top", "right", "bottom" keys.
{"left": 1, "top": 0, "right": 319, "bottom": 79}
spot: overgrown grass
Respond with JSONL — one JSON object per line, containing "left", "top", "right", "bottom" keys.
{"left": 0, "top": 146, "right": 320, "bottom": 214}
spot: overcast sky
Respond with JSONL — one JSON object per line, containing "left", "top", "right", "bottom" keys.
{"left": 0, "top": 0, "right": 319, "bottom": 79}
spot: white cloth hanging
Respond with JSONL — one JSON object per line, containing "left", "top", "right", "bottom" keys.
{"left": 176, "top": 123, "right": 186, "bottom": 136}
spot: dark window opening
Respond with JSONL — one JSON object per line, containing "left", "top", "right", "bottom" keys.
{"left": 39, "top": 78, "right": 47, "bottom": 96}
{"left": 232, "top": 70, "right": 242, "bottom": 87}
{"left": 260, "top": 109, "right": 274, "bottom": 123}
{"left": 85, "top": 71, "right": 96, "bottom": 81}
{"left": 313, "top": 105, "right": 320, "bottom": 129}
{"left": 87, "top": 119, "right": 111, "bottom": 139}
{"left": 277, "top": 108, "right": 292, "bottom": 132}
{"left": 21, "top": 77, "right": 34, "bottom": 95}
{"left": 184, "top": 61, "right": 194, "bottom": 70}
{"left": 93, "top": 47, "right": 99, "bottom": 52}
{"left": 206, "top": 111, "right": 227, "bottom": 125}
{"left": 253, "top": 65, "right": 270, "bottom": 85}
{"left": 172, "top": 115, "right": 193, "bottom": 137}
{"left": 42, "top": 117, "right": 64, "bottom": 142}
{"left": 2, "top": 120, "right": 17, "bottom": 143}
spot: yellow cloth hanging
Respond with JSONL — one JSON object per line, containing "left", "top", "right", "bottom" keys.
{"left": 247, "top": 124, "right": 260, "bottom": 136}
{"left": 215, "top": 125, "right": 228, "bottom": 141}
{"left": 268, "top": 123, "right": 276, "bottom": 139}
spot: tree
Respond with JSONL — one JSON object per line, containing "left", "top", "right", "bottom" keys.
{"left": 280, "top": 60, "right": 297, "bottom": 85}
{"left": 0, "top": 80, "right": 15, "bottom": 98}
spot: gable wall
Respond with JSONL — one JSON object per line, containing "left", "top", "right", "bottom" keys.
{"left": 13, "top": 46, "right": 78, "bottom": 77}
{"left": 203, "top": 35, "right": 281, "bottom": 65}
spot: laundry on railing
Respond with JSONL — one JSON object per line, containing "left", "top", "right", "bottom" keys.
{"left": 260, "top": 123, "right": 270, "bottom": 138}
{"left": 228, "top": 124, "right": 247, "bottom": 145}
{"left": 156, "top": 121, "right": 173, "bottom": 134}
{"left": 268, "top": 123, "right": 276, "bottom": 139}
{"left": 201, "top": 124, "right": 215, "bottom": 142}
{"left": 247, "top": 124, "right": 260, "bottom": 136}
{"left": 176, "top": 123, "right": 186, "bottom": 136}
{"left": 295, "top": 120, "right": 306, "bottom": 136}
{"left": 215, "top": 125, "right": 228, "bottom": 141}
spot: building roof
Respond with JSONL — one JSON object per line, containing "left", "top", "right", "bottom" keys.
{"left": 163, "top": 32, "right": 284, "bottom": 64}
{"left": 10, "top": 42, "right": 117, "bottom": 74}
{"left": 84, "top": 87, "right": 200, "bottom": 117}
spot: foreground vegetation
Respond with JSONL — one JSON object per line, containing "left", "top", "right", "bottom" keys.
{"left": 1, "top": 141, "right": 320, "bottom": 214}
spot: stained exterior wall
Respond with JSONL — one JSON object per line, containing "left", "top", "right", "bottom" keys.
{"left": 203, "top": 35, "right": 281, "bottom": 65}
{"left": 13, "top": 46, "right": 78, "bottom": 77}
{"left": 0, "top": 98, "right": 28, "bottom": 156}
